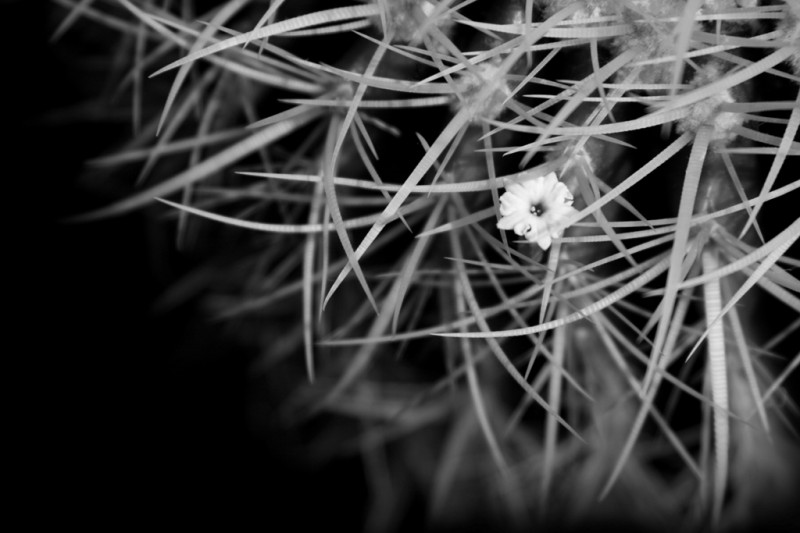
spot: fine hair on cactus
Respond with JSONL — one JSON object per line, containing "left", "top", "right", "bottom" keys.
{"left": 45, "top": 0, "right": 800, "bottom": 531}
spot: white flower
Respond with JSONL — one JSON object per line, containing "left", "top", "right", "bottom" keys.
{"left": 496, "top": 172, "right": 577, "bottom": 250}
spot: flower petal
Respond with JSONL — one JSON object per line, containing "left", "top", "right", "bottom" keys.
{"left": 521, "top": 177, "right": 544, "bottom": 202}
{"left": 545, "top": 203, "right": 578, "bottom": 222}
{"left": 499, "top": 192, "right": 527, "bottom": 216}
{"left": 497, "top": 212, "right": 527, "bottom": 230}
{"left": 537, "top": 233, "right": 553, "bottom": 250}
{"left": 541, "top": 171, "right": 558, "bottom": 190}
{"left": 514, "top": 219, "right": 534, "bottom": 236}
{"left": 506, "top": 182, "right": 528, "bottom": 198}
{"left": 552, "top": 181, "right": 574, "bottom": 205}
{"left": 547, "top": 224, "right": 563, "bottom": 239}
{"left": 522, "top": 218, "right": 546, "bottom": 241}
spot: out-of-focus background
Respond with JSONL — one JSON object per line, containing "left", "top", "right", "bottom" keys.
{"left": 17, "top": 0, "right": 367, "bottom": 524}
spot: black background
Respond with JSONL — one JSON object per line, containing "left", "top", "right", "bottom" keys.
{"left": 11, "top": 0, "right": 365, "bottom": 525}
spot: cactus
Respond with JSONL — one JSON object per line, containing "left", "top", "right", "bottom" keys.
{"left": 52, "top": 0, "right": 800, "bottom": 531}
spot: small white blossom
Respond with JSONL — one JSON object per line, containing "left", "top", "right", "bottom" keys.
{"left": 497, "top": 172, "right": 577, "bottom": 250}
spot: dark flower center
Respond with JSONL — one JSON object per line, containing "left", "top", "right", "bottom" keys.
{"left": 530, "top": 202, "right": 545, "bottom": 216}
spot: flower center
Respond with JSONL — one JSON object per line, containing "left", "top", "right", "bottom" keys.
{"left": 530, "top": 202, "right": 545, "bottom": 217}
